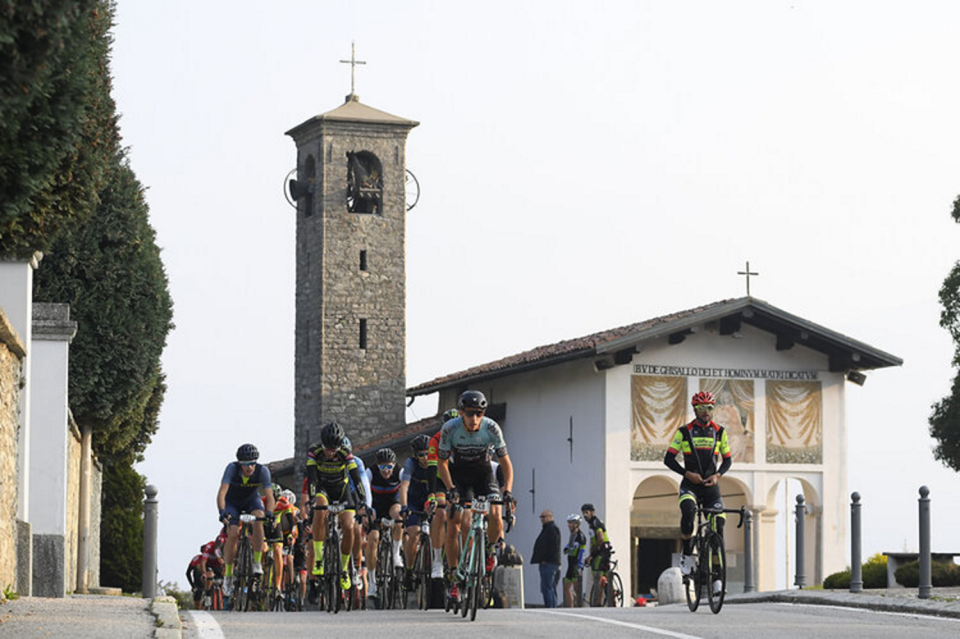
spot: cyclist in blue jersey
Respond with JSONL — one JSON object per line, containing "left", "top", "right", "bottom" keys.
{"left": 399, "top": 434, "right": 442, "bottom": 580}
{"left": 344, "top": 437, "right": 370, "bottom": 590}
{"left": 365, "top": 447, "right": 403, "bottom": 595}
{"left": 217, "top": 443, "right": 275, "bottom": 596}
{"left": 438, "top": 390, "right": 514, "bottom": 602}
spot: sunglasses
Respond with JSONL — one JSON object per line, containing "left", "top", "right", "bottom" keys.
{"left": 240, "top": 461, "right": 256, "bottom": 467}
{"left": 694, "top": 404, "right": 715, "bottom": 411}
{"left": 378, "top": 464, "right": 395, "bottom": 471}
{"left": 415, "top": 452, "right": 429, "bottom": 458}
{"left": 462, "top": 409, "right": 484, "bottom": 417}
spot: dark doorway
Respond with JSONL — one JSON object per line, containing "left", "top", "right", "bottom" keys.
{"left": 636, "top": 538, "right": 675, "bottom": 595}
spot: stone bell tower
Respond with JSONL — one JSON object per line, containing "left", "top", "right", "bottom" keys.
{"left": 286, "top": 91, "right": 418, "bottom": 466}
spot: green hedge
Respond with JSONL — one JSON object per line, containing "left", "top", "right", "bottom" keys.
{"left": 824, "top": 553, "right": 888, "bottom": 589}
{"left": 894, "top": 560, "right": 960, "bottom": 587}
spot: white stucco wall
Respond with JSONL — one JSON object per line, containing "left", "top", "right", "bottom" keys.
{"left": 28, "top": 338, "right": 70, "bottom": 535}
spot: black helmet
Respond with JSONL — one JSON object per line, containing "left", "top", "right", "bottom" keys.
{"left": 320, "top": 422, "right": 345, "bottom": 449}
{"left": 236, "top": 443, "right": 259, "bottom": 462}
{"left": 457, "top": 390, "right": 488, "bottom": 411}
{"left": 581, "top": 503, "right": 595, "bottom": 512}
{"left": 411, "top": 434, "right": 431, "bottom": 452}
{"left": 342, "top": 436, "right": 353, "bottom": 455}
{"left": 376, "top": 448, "right": 397, "bottom": 464}
{"left": 441, "top": 408, "right": 459, "bottom": 422}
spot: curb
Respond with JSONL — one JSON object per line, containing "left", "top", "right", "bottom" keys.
{"left": 150, "top": 596, "right": 182, "bottom": 639}
{"left": 726, "top": 590, "right": 960, "bottom": 620}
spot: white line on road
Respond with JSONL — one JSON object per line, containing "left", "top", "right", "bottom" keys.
{"left": 528, "top": 609, "right": 705, "bottom": 639}
{"left": 186, "top": 610, "right": 226, "bottom": 639}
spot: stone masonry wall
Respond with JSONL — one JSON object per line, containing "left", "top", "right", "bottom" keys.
{"left": 65, "top": 418, "right": 81, "bottom": 592}
{"left": 293, "top": 117, "right": 413, "bottom": 476}
{"left": 0, "top": 309, "right": 25, "bottom": 592}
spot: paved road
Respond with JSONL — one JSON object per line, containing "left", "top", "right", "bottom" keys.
{"left": 182, "top": 603, "right": 960, "bottom": 639}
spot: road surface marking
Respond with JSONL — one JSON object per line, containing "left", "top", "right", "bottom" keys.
{"left": 186, "top": 610, "right": 226, "bottom": 639}
{"left": 529, "top": 609, "right": 705, "bottom": 638}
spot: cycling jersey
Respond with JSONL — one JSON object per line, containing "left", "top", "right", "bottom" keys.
{"left": 221, "top": 462, "right": 271, "bottom": 503}
{"left": 306, "top": 444, "right": 366, "bottom": 506}
{"left": 664, "top": 419, "right": 732, "bottom": 479}
{"left": 585, "top": 515, "right": 611, "bottom": 572}
{"left": 438, "top": 416, "right": 508, "bottom": 465}
{"left": 350, "top": 456, "right": 373, "bottom": 509}
{"left": 367, "top": 464, "right": 402, "bottom": 517}
{"left": 564, "top": 529, "right": 587, "bottom": 581}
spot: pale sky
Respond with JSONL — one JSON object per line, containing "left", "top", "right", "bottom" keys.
{"left": 110, "top": 1, "right": 960, "bottom": 587}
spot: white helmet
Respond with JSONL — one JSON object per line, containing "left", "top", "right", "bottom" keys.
{"left": 567, "top": 513, "right": 581, "bottom": 523}
{"left": 281, "top": 489, "right": 296, "bottom": 506}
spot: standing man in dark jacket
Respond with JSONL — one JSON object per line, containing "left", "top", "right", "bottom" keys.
{"left": 531, "top": 509, "right": 562, "bottom": 607}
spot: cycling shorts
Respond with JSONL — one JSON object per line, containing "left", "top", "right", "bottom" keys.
{"left": 223, "top": 492, "right": 265, "bottom": 526}
{"left": 450, "top": 462, "right": 500, "bottom": 505}
{"left": 372, "top": 494, "right": 400, "bottom": 520}
{"left": 313, "top": 483, "right": 355, "bottom": 511}
{"left": 404, "top": 488, "right": 431, "bottom": 527}
{"left": 564, "top": 560, "right": 581, "bottom": 582}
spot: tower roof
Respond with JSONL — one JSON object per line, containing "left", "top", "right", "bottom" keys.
{"left": 286, "top": 94, "right": 419, "bottom": 137}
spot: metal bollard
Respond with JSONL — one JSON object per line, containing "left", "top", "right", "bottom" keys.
{"left": 743, "top": 509, "right": 754, "bottom": 593}
{"left": 143, "top": 485, "right": 159, "bottom": 599}
{"left": 919, "top": 486, "right": 931, "bottom": 599}
{"left": 850, "top": 492, "right": 862, "bottom": 593}
{"left": 794, "top": 494, "right": 806, "bottom": 589}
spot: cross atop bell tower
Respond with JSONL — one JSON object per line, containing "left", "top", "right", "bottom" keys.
{"left": 286, "top": 90, "right": 418, "bottom": 469}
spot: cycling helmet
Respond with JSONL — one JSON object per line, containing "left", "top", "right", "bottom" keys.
{"left": 441, "top": 408, "right": 459, "bottom": 422}
{"left": 320, "top": 421, "right": 345, "bottom": 449}
{"left": 691, "top": 391, "right": 716, "bottom": 407}
{"left": 236, "top": 443, "right": 259, "bottom": 462}
{"left": 281, "top": 489, "right": 297, "bottom": 505}
{"left": 411, "top": 434, "right": 431, "bottom": 453}
{"left": 458, "top": 390, "right": 488, "bottom": 411}
{"left": 376, "top": 448, "right": 397, "bottom": 464}
{"left": 567, "top": 513, "right": 582, "bottom": 523}
{"left": 342, "top": 436, "right": 353, "bottom": 454}
{"left": 581, "top": 503, "right": 595, "bottom": 512}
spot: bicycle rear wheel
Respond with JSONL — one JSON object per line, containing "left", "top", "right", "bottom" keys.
{"left": 707, "top": 534, "right": 726, "bottom": 614}
{"left": 610, "top": 572, "right": 624, "bottom": 608}
{"left": 684, "top": 540, "right": 702, "bottom": 613}
{"left": 235, "top": 536, "right": 252, "bottom": 612}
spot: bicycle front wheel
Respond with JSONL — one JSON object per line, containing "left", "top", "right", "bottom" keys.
{"left": 468, "top": 535, "right": 485, "bottom": 621}
{"left": 610, "top": 572, "right": 624, "bottom": 608}
{"left": 415, "top": 535, "right": 431, "bottom": 610}
{"left": 707, "top": 534, "right": 726, "bottom": 614}
{"left": 684, "top": 541, "right": 702, "bottom": 612}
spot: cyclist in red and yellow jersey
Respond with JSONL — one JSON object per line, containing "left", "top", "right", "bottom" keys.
{"left": 663, "top": 391, "right": 732, "bottom": 591}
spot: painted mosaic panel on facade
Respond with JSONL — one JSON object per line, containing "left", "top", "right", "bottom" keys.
{"left": 765, "top": 380, "right": 822, "bottom": 463}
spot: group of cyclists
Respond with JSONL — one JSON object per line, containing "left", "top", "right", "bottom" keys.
{"left": 198, "top": 388, "right": 733, "bottom": 610}
{"left": 206, "top": 389, "right": 517, "bottom": 611}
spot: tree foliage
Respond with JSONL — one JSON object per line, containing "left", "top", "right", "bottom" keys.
{"left": 34, "top": 153, "right": 173, "bottom": 460}
{"left": 99, "top": 459, "right": 145, "bottom": 592}
{"left": 930, "top": 196, "right": 960, "bottom": 471}
{"left": 0, "top": 0, "right": 119, "bottom": 257}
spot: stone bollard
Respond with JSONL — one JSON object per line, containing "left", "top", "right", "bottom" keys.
{"left": 743, "top": 509, "right": 755, "bottom": 593}
{"left": 142, "top": 485, "right": 158, "bottom": 599}
{"left": 850, "top": 492, "right": 862, "bottom": 592}
{"left": 656, "top": 567, "right": 684, "bottom": 605}
{"left": 919, "top": 486, "right": 931, "bottom": 599}
{"left": 794, "top": 495, "right": 806, "bottom": 589}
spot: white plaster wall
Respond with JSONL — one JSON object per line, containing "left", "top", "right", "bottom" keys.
{"left": 467, "top": 359, "right": 605, "bottom": 606}
{"left": 28, "top": 338, "right": 69, "bottom": 535}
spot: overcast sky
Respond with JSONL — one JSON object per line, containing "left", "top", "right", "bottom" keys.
{"left": 110, "top": 1, "right": 960, "bottom": 587}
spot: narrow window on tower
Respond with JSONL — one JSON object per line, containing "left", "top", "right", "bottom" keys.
{"left": 359, "top": 319, "right": 368, "bottom": 350}
{"left": 360, "top": 250, "right": 368, "bottom": 271}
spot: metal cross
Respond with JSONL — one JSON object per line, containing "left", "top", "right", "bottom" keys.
{"left": 738, "top": 261, "right": 759, "bottom": 296}
{"left": 340, "top": 42, "right": 366, "bottom": 96}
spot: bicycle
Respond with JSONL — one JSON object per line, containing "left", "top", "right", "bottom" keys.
{"left": 409, "top": 508, "right": 435, "bottom": 610}
{"left": 588, "top": 553, "right": 624, "bottom": 608}
{"left": 202, "top": 575, "right": 224, "bottom": 611}
{"left": 684, "top": 504, "right": 745, "bottom": 614}
{"left": 455, "top": 495, "right": 502, "bottom": 621}
{"left": 316, "top": 503, "right": 347, "bottom": 614}
{"left": 374, "top": 516, "right": 405, "bottom": 610}
{"left": 231, "top": 513, "right": 266, "bottom": 612}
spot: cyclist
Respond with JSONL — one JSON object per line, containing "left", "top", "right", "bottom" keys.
{"left": 399, "top": 434, "right": 440, "bottom": 583}
{"left": 438, "top": 390, "right": 514, "bottom": 603}
{"left": 580, "top": 503, "right": 612, "bottom": 605}
{"left": 306, "top": 421, "right": 367, "bottom": 592}
{"left": 365, "top": 447, "right": 403, "bottom": 595}
{"left": 217, "top": 444, "right": 275, "bottom": 597}
{"left": 563, "top": 514, "right": 587, "bottom": 607}
{"left": 424, "top": 409, "right": 457, "bottom": 578}
{"left": 344, "top": 437, "right": 371, "bottom": 592}
{"left": 663, "top": 390, "right": 732, "bottom": 595}
{"left": 186, "top": 531, "right": 225, "bottom": 609}
{"left": 271, "top": 490, "right": 299, "bottom": 594}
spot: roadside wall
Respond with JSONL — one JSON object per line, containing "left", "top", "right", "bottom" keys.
{"left": 0, "top": 308, "right": 26, "bottom": 591}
